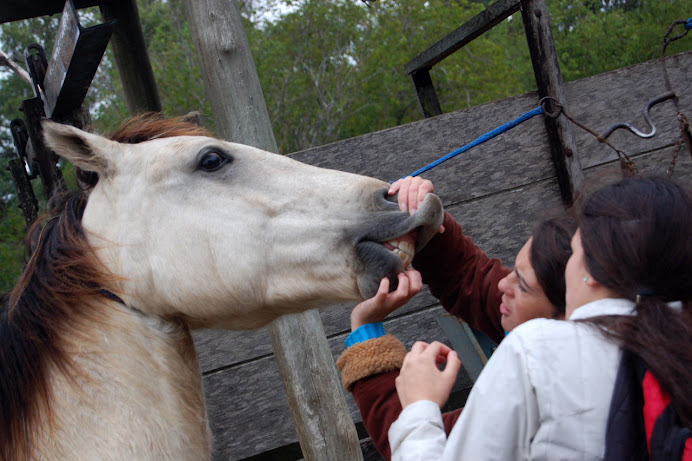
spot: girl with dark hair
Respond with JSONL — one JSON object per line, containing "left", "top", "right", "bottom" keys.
{"left": 388, "top": 176, "right": 691, "bottom": 460}
{"left": 336, "top": 176, "right": 577, "bottom": 460}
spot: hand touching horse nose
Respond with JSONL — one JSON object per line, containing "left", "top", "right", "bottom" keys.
{"left": 395, "top": 341, "right": 462, "bottom": 409}
{"left": 389, "top": 176, "right": 445, "bottom": 233}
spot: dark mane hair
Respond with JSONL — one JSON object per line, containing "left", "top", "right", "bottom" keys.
{"left": 0, "top": 112, "right": 209, "bottom": 460}
{"left": 577, "top": 176, "right": 692, "bottom": 428}
{"left": 530, "top": 215, "right": 577, "bottom": 317}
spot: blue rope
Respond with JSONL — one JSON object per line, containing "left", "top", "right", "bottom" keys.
{"left": 686, "top": 17, "right": 692, "bottom": 30}
{"left": 400, "top": 105, "right": 545, "bottom": 180}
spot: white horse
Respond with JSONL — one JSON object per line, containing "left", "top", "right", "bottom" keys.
{"left": 0, "top": 114, "right": 443, "bottom": 461}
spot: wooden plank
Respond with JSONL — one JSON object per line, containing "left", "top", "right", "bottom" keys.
{"left": 291, "top": 93, "right": 553, "bottom": 202}
{"left": 438, "top": 316, "right": 490, "bottom": 382}
{"left": 0, "top": 0, "right": 107, "bottom": 24}
{"left": 520, "top": 0, "right": 583, "bottom": 205}
{"left": 43, "top": 0, "right": 114, "bottom": 117}
{"left": 181, "top": 1, "right": 361, "bottom": 459}
{"left": 405, "top": 0, "right": 521, "bottom": 75}
{"left": 99, "top": 0, "right": 162, "bottom": 114}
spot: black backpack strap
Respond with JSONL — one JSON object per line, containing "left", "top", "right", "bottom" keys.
{"left": 603, "top": 350, "right": 649, "bottom": 461}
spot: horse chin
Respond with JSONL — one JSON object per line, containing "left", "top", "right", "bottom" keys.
{"left": 354, "top": 193, "right": 444, "bottom": 299}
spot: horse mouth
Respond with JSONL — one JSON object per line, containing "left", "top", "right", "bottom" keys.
{"left": 353, "top": 193, "right": 444, "bottom": 298}
{"left": 383, "top": 232, "right": 417, "bottom": 269}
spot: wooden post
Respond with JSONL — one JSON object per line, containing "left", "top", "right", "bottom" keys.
{"left": 99, "top": 0, "right": 162, "bottom": 114}
{"left": 181, "top": 1, "right": 363, "bottom": 459}
{"left": 520, "top": 0, "right": 583, "bottom": 204}
{"left": 411, "top": 69, "right": 443, "bottom": 118}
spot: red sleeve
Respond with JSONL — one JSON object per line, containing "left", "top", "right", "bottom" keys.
{"left": 352, "top": 371, "right": 401, "bottom": 460}
{"left": 353, "top": 371, "right": 464, "bottom": 460}
{"left": 412, "top": 212, "right": 510, "bottom": 344}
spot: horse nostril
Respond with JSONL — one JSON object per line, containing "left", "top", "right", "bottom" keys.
{"left": 380, "top": 188, "right": 398, "bottom": 205}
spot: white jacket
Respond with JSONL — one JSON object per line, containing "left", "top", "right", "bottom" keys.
{"left": 389, "top": 298, "right": 637, "bottom": 461}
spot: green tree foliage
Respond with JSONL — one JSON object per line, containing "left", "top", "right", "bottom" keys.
{"left": 0, "top": 0, "right": 690, "bottom": 291}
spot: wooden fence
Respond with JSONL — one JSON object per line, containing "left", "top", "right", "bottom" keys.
{"left": 194, "top": 51, "right": 692, "bottom": 460}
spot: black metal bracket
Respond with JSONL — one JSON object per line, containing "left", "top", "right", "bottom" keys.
{"left": 5, "top": 0, "right": 115, "bottom": 225}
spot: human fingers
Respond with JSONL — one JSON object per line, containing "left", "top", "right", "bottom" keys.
{"left": 422, "top": 341, "right": 454, "bottom": 359}
{"left": 388, "top": 178, "right": 404, "bottom": 196}
{"left": 397, "top": 343, "right": 458, "bottom": 408}
{"left": 391, "top": 270, "right": 422, "bottom": 300}
{"left": 395, "top": 177, "right": 413, "bottom": 212}
{"left": 350, "top": 277, "right": 390, "bottom": 330}
{"left": 407, "top": 177, "right": 426, "bottom": 215}
{"left": 442, "top": 350, "right": 462, "bottom": 381}
{"left": 413, "top": 178, "right": 434, "bottom": 214}
{"left": 409, "top": 340, "right": 429, "bottom": 355}
{"left": 404, "top": 268, "right": 423, "bottom": 293}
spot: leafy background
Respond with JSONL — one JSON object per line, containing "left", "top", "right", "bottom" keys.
{"left": 0, "top": 0, "right": 690, "bottom": 291}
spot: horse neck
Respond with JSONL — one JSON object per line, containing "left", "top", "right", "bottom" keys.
{"left": 41, "top": 299, "right": 211, "bottom": 461}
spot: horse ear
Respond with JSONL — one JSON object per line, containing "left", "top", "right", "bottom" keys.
{"left": 41, "top": 119, "right": 116, "bottom": 176}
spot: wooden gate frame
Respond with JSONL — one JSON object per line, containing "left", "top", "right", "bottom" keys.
{"left": 406, "top": 0, "right": 584, "bottom": 206}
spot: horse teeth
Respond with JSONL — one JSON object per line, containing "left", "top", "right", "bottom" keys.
{"left": 387, "top": 239, "right": 414, "bottom": 267}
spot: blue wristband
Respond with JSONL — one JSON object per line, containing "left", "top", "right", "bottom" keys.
{"left": 345, "top": 322, "right": 386, "bottom": 347}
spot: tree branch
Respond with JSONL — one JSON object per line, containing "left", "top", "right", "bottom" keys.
{"left": 0, "top": 48, "right": 33, "bottom": 86}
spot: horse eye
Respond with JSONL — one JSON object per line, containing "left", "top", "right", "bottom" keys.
{"left": 199, "top": 151, "right": 229, "bottom": 172}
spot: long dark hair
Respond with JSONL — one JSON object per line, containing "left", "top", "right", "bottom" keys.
{"left": 530, "top": 215, "right": 577, "bottom": 317}
{"left": 577, "top": 176, "right": 692, "bottom": 427}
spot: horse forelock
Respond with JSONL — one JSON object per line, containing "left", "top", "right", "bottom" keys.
{"left": 109, "top": 112, "right": 211, "bottom": 144}
{"left": 1, "top": 190, "right": 115, "bottom": 460}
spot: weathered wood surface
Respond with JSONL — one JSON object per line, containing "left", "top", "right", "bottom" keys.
{"left": 195, "top": 51, "right": 691, "bottom": 460}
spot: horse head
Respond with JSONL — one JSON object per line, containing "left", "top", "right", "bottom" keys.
{"left": 41, "top": 117, "right": 444, "bottom": 329}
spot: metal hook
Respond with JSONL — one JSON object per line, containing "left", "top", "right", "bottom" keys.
{"left": 600, "top": 91, "right": 676, "bottom": 140}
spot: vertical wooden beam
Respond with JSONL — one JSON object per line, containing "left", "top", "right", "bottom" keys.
{"left": 181, "top": 1, "right": 363, "bottom": 460}
{"left": 99, "top": 0, "right": 162, "bottom": 114}
{"left": 411, "top": 69, "right": 443, "bottom": 118}
{"left": 520, "top": 0, "right": 583, "bottom": 205}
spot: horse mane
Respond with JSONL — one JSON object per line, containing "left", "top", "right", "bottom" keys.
{"left": 0, "top": 112, "right": 210, "bottom": 460}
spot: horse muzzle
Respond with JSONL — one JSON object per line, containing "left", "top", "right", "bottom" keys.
{"left": 352, "top": 193, "right": 444, "bottom": 298}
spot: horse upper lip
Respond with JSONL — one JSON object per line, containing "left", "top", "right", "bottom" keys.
{"left": 354, "top": 193, "right": 444, "bottom": 251}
